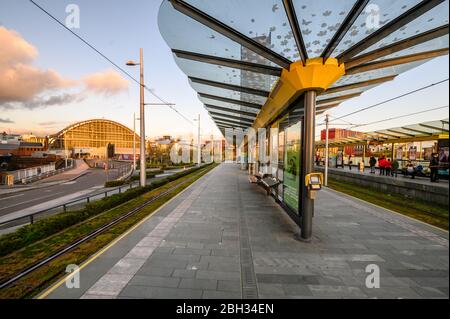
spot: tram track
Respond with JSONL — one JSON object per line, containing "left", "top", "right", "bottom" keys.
{"left": 0, "top": 165, "right": 213, "bottom": 291}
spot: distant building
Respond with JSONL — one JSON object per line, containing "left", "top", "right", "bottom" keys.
{"left": 0, "top": 132, "right": 45, "bottom": 157}
{"left": 48, "top": 119, "right": 140, "bottom": 159}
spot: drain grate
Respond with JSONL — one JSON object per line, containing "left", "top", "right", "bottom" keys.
{"left": 237, "top": 183, "right": 259, "bottom": 299}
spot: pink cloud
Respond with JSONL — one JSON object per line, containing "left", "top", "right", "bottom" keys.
{"left": 0, "top": 27, "right": 76, "bottom": 104}
{"left": 83, "top": 69, "right": 129, "bottom": 95}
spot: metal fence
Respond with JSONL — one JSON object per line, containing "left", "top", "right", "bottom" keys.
{"left": 0, "top": 160, "right": 75, "bottom": 185}
{"left": 0, "top": 179, "right": 141, "bottom": 231}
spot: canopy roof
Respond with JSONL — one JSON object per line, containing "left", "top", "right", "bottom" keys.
{"left": 316, "top": 118, "right": 449, "bottom": 147}
{"left": 158, "top": 0, "right": 449, "bottom": 133}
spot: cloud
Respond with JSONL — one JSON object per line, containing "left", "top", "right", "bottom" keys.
{"left": 0, "top": 93, "right": 85, "bottom": 110}
{"left": 0, "top": 27, "right": 76, "bottom": 105}
{"left": 83, "top": 69, "right": 129, "bottom": 95}
{"left": 0, "top": 27, "right": 128, "bottom": 111}
{"left": 0, "top": 118, "right": 14, "bottom": 124}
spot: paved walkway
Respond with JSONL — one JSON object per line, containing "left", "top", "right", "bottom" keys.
{"left": 44, "top": 164, "right": 449, "bottom": 299}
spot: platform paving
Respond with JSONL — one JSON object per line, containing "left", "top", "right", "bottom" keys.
{"left": 44, "top": 164, "right": 449, "bottom": 299}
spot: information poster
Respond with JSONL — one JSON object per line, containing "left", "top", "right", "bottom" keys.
{"left": 283, "top": 122, "right": 301, "bottom": 213}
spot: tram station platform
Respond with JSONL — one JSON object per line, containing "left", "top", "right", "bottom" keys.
{"left": 42, "top": 164, "right": 449, "bottom": 299}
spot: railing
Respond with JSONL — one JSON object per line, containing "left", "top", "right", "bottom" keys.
{"left": 0, "top": 160, "right": 75, "bottom": 185}
{"left": 0, "top": 179, "right": 142, "bottom": 230}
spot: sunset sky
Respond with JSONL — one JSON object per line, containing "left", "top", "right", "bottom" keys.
{"left": 0, "top": 0, "right": 449, "bottom": 141}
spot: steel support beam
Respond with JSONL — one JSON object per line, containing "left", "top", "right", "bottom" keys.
{"left": 282, "top": 0, "right": 308, "bottom": 63}
{"left": 324, "top": 75, "right": 397, "bottom": 95}
{"left": 169, "top": 0, "right": 292, "bottom": 69}
{"left": 317, "top": 93, "right": 362, "bottom": 106}
{"left": 199, "top": 93, "right": 262, "bottom": 110}
{"left": 338, "top": 0, "right": 446, "bottom": 62}
{"left": 375, "top": 131, "right": 402, "bottom": 139}
{"left": 419, "top": 123, "right": 449, "bottom": 132}
{"left": 387, "top": 129, "right": 415, "bottom": 137}
{"left": 173, "top": 49, "right": 283, "bottom": 76}
{"left": 214, "top": 119, "right": 251, "bottom": 127}
{"left": 204, "top": 104, "right": 258, "bottom": 118}
{"left": 300, "top": 91, "right": 316, "bottom": 242}
{"left": 401, "top": 127, "right": 433, "bottom": 135}
{"left": 190, "top": 77, "right": 270, "bottom": 97}
{"left": 345, "top": 24, "right": 450, "bottom": 69}
{"left": 209, "top": 112, "right": 255, "bottom": 123}
{"left": 346, "top": 48, "right": 449, "bottom": 75}
{"left": 322, "top": 0, "right": 370, "bottom": 60}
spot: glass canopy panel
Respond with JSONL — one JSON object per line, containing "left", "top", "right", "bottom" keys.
{"left": 377, "top": 130, "right": 410, "bottom": 137}
{"left": 332, "top": 0, "right": 422, "bottom": 57}
{"left": 188, "top": 81, "right": 268, "bottom": 105}
{"left": 159, "top": 0, "right": 276, "bottom": 64}
{"left": 332, "top": 59, "right": 430, "bottom": 87}
{"left": 174, "top": 56, "right": 279, "bottom": 92}
{"left": 206, "top": 109, "right": 256, "bottom": 120}
{"left": 199, "top": 97, "right": 261, "bottom": 115}
{"left": 317, "top": 85, "right": 378, "bottom": 101}
{"left": 358, "top": 1, "right": 450, "bottom": 56}
{"left": 183, "top": 0, "right": 299, "bottom": 61}
{"left": 373, "top": 35, "right": 449, "bottom": 61}
{"left": 292, "top": 0, "right": 358, "bottom": 57}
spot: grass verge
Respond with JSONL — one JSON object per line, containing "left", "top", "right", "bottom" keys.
{"left": 0, "top": 166, "right": 207, "bottom": 257}
{"left": 327, "top": 178, "right": 449, "bottom": 230}
{"left": 0, "top": 163, "right": 218, "bottom": 299}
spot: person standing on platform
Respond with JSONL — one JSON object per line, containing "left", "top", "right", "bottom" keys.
{"left": 430, "top": 153, "right": 439, "bottom": 183}
{"left": 348, "top": 155, "right": 353, "bottom": 170}
{"left": 392, "top": 159, "right": 399, "bottom": 177}
{"left": 379, "top": 156, "right": 386, "bottom": 176}
{"left": 385, "top": 159, "right": 392, "bottom": 177}
{"left": 369, "top": 156, "right": 377, "bottom": 174}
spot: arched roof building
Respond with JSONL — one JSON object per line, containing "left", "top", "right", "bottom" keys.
{"left": 49, "top": 119, "right": 140, "bottom": 159}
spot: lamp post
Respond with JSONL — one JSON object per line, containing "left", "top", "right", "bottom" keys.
{"left": 133, "top": 113, "right": 141, "bottom": 171}
{"left": 193, "top": 115, "right": 201, "bottom": 167}
{"left": 126, "top": 49, "right": 146, "bottom": 187}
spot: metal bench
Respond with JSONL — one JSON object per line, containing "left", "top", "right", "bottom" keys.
{"left": 259, "top": 177, "right": 281, "bottom": 196}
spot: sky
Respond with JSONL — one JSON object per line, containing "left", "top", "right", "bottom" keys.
{"left": 0, "top": 0, "right": 449, "bottom": 142}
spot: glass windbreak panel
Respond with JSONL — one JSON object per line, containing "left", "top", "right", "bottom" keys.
{"left": 174, "top": 56, "right": 279, "bottom": 92}
{"left": 373, "top": 35, "right": 449, "bottom": 61}
{"left": 332, "top": 59, "right": 429, "bottom": 87}
{"left": 184, "top": 0, "right": 299, "bottom": 61}
{"left": 189, "top": 81, "right": 268, "bottom": 105}
{"left": 358, "top": 1, "right": 450, "bottom": 56}
{"left": 281, "top": 110, "right": 302, "bottom": 214}
{"left": 159, "top": 0, "right": 275, "bottom": 64}
{"left": 293, "top": 0, "right": 358, "bottom": 57}
{"left": 200, "top": 97, "right": 261, "bottom": 115}
{"left": 333, "top": 0, "right": 422, "bottom": 57}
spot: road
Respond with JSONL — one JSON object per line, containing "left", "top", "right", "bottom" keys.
{"left": 0, "top": 167, "right": 185, "bottom": 226}
{"left": 0, "top": 168, "right": 115, "bottom": 218}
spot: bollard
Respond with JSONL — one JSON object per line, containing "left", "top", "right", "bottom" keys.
{"left": 30, "top": 215, "right": 34, "bottom": 225}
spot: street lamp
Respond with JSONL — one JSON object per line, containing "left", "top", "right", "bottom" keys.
{"left": 132, "top": 113, "right": 141, "bottom": 171}
{"left": 193, "top": 115, "right": 201, "bottom": 167}
{"left": 126, "top": 48, "right": 146, "bottom": 187}
{"left": 324, "top": 113, "right": 330, "bottom": 187}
